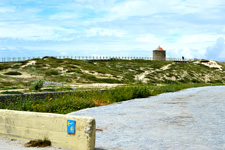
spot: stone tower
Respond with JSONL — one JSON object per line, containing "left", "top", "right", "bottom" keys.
{"left": 153, "top": 46, "right": 166, "bottom": 60}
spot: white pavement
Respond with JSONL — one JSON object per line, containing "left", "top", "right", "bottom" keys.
{"left": 68, "top": 86, "right": 225, "bottom": 150}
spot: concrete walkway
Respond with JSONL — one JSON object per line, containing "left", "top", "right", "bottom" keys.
{"left": 68, "top": 86, "right": 225, "bottom": 150}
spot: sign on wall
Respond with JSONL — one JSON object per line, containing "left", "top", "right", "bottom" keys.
{"left": 67, "top": 120, "right": 76, "bottom": 134}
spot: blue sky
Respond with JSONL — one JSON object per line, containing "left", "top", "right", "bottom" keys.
{"left": 0, "top": 0, "right": 225, "bottom": 61}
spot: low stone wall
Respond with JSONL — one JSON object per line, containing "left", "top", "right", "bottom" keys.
{"left": 0, "top": 110, "right": 96, "bottom": 150}
{"left": 0, "top": 90, "right": 107, "bottom": 105}
{"left": 0, "top": 91, "right": 75, "bottom": 105}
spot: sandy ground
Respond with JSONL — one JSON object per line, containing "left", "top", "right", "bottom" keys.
{"left": 70, "top": 83, "right": 123, "bottom": 88}
{"left": 135, "top": 64, "right": 172, "bottom": 82}
{"left": 0, "top": 89, "right": 25, "bottom": 93}
{"left": 0, "top": 137, "right": 71, "bottom": 150}
{"left": 195, "top": 60, "right": 223, "bottom": 70}
{"left": 21, "top": 60, "right": 36, "bottom": 68}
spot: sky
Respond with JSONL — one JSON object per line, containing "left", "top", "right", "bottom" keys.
{"left": 0, "top": 0, "right": 225, "bottom": 61}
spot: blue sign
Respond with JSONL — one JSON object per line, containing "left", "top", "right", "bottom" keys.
{"left": 67, "top": 120, "right": 76, "bottom": 134}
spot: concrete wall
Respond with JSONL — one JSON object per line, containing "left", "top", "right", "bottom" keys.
{"left": 0, "top": 110, "right": 96, "bottom": 150}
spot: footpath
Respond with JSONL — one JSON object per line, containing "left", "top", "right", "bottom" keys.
{"left": 69, "top": 86, "right": 225, "bottom": 150}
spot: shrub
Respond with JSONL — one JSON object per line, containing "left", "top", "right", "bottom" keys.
{"left": 1, "top": 91, "right": 23, "bottom": 94}
{"left": 191, "top": 79, "right": 201, "bottom": 83}
{"left": 30, "top": 80, "right": 44, "bottom": 91}
{"left": 45, "top": 70, "right": 60, "bottom": 76}
{"left": 200, "top": 59, "right": 209, "bottom": 63}
{"left": 66, "top": 69, "right": 76, "bottom": 73}
{"left": 42, "top": 56, "right": 57, "bottom": 59}
{"left": 12, "top": 65, "right": 20, "bottom": 69}
{"left": 4, "top": 71, "right": 22, "bottom": 75}
{"left": 0, "top": 64, "right": 11, "bottom": 70}
{"left": 25, "top": 138, "right": 51, "bottom": 147}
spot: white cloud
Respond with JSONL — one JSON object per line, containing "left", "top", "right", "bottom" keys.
{"left": 86, "top": 28, "right": 125, "bottom": 37}
{"left": 180, "top": 47, "right": 205, "bottom": 59}
{"left": 0, "top": 24, "right": 77, "bottom": 41}
{"left": 107, "top": 0, "right": 171, "bottom": 20}
{"left": 0, "top": 7, "right": 15, "bottom": 13}
{"left": 222, "top": 26, "right": 225, "bottom": 32}
{"left": 178, "top": 34, "right": 223, "bottom": 44}
{"left": 134, "top": 34, "right": 211, "bottom": 59}
{"left": 49, "top": 12, "right": 79, "bottom": 20}
{"left": 205, "top": 37, "right": 225, "bottom": 61}
{"left": 102, "top": 0, "right": 225, "bottom": 22}
{"left": 172, "top": 0, "right": 221, "bottom": 14}
{"left": 135, "top": 34, "right": 163, "bottom": 43}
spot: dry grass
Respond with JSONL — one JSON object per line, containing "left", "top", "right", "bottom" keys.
{"left": 25, "top": 138, "right": 51, "bottom": 147}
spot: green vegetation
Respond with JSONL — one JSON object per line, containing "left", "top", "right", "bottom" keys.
{"left": 0, "top": 58, "right": 225, "bottom": 91}
{"left": 0, "top": 83, "right": 220, "bottom": 114}
{"left": 25, "top": 137, "right": 51, "bottom": 147}
{"left": 0, "top": 58, "right": 224, "bottom": 114}
{"left": 1, "top": 91, "right": 23, "bottom": 94}
{"left": 1, "top": 58, "right": 175, "bottom": 85}
{"left": 4, "top": 71, "right": 22, "bottom": 75}
{"left": 40, "top": 87, "right": 74, "bottom": 92}
{"left": 45, "top": 70, "right": 60, "bottom": 76}
{"left": 0, "top": 63, "right": 11, "bottom": 70}
{"left": 30, "top": 80, "right": 44, "bottom": 91}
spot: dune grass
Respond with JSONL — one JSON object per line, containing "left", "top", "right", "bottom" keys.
{"left": 0, "top": 58, "right": 225, "bottom": 91}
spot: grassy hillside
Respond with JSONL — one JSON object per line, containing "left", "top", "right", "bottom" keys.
{"left": 0, "top": 57, "right": 224, "bottom": 91}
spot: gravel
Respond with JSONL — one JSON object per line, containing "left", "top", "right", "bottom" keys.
{"left": 68, "top": 86, "right": 225, "bottom": 150}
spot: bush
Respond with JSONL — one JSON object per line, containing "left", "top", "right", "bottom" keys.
{"left": 5, "top": 71, "right": 22, "bottom": 75}
{"left": 30, "top": 80, "right": 44, "bottom": 91}
{"left": 45, "top": 70, "right": 60, "bottom": 76}
{"left": 0, "top": 64, "right": 11, "bottom": 70}
{"left": 1, "top": 91, "right": 23, "bottom": 94}
{"left": 12, "top": 65, "right": 21, "bottom": 69}
{"left": 42, "top": 56, "right": 57, "bottom": 59}
{"left": 25, "top": 138, "right": 51, "bottom": 147}
{"left": 66, "top": 69, "right": 76, "bottom": 73}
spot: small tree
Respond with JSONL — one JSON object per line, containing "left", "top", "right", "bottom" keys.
{"left": 30, "top": 80, "right": 44, "bottom": 91}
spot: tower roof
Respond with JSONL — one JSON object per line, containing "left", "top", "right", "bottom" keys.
{"left": 156, "top": 46, "right": 164, "bottom": 50}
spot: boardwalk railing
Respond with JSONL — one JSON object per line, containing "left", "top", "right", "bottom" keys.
{"left": 0, "top": 56, "right": 194, "bottom": 63}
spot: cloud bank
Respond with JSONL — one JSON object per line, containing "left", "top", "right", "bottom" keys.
{"left": 206, "top": 37, "right": 225, "bottom": 61}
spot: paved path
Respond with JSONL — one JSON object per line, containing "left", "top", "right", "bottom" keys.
{"left": 68, "top": 86, "right": 225, "bottom": 150}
